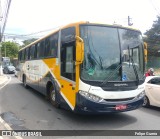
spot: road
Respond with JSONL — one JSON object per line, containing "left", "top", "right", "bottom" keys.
{"left": 0, "top": 75, "right": 160, "bottom": 138}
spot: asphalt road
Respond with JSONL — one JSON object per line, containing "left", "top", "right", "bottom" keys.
{"left": 0, "top": 75, "right": 160, "bottom": 138}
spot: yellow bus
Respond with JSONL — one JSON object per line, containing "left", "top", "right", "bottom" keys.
{"left": 18, "top": 21, "right": 145, "bottom": 114}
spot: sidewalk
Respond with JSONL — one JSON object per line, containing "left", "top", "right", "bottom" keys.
{"left": 0, "top": 74, "right": 9, "bottom": 131}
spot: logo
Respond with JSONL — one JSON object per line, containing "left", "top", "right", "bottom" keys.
{"left": 114, "top": 83, "right": 128, "bottom": 87}
{"left": 2, "top": 131, "right": 11, "bottom": 136}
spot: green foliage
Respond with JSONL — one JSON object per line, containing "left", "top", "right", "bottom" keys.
{"left": 1, "top": 41, "right": 19, "bottom": 59}
{"left": 145, "top": 16, "right": 160, "bottom": 38}
{"left": 144, "top": 16, "right": 160, "bottom": 56}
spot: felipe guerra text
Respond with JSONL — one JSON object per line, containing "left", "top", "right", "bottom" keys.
{"left": 135, "top": 132, "right": 157, "bottom": 136}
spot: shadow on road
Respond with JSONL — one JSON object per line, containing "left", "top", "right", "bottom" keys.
{"left": 56, "top": 110, "right": 138, "bottom": 130}
{"left": 140, "top": 106, "right": 160, "bottom": 117}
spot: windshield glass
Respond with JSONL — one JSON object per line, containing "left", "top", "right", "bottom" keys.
{"left": 80, "top": 25, "right": 144, "bottom": 82}
{"left": 119, "top": 29, "right": 144, "bottom": 81}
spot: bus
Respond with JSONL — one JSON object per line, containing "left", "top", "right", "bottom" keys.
{"left": 18, "top": 21, "right": 145, "bottom": 114}
{"left": 2, "top": 57, "right": 10, "bottom": 68}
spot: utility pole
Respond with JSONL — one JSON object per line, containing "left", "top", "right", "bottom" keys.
{"left": 0, "top": 0, "right": 12, "bottom": 75}
{"left": 128, "top": 16, "right": 133, "bottom": 26}
{"left": 4, "top": 35, "right": 6, "bottom": 57}
{"left": 0, "top": 0, "right": 3, "bottom": 75}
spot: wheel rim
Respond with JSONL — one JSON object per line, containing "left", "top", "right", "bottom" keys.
{"left": 50, "top": 87, "right": 55, "bottom": 102}
{"left": 143, "top": 96, "right": 148, "bottom": 106}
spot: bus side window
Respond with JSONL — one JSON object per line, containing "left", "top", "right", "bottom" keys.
{"left": 25, "top": 48, "right": 29, "bottom": 60}
{"left": 22, "top": 49, "right": 25, "bottom": 61}
{"left": 50, "top": 32, "right": 58, "bottom": 57}
{"left": 45, "top": 37, "right": 51, "bottom": 57}
{"left": 34, "top": 44, "right": 37, "bottom": 59}
{"left": 40, "top": 40, "right": 45, "bottom": 57}
{"left": 30, "top": 45, "right": 35, "bottom": 60}
{"left": 37, "top": 43, "right": 40, "bottom": 58}
{"left": 40, "top": 41, "right": 45, "bottom": 58}
{"left": 28, "top": 47, "right": 31, "bottom": 60}
{"left": 24, "top": 49, "right": 26, "bottom": 60}
{"left": 18, "top": 51, "right": 22, "bottom": 61}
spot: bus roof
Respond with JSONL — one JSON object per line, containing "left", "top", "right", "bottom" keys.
{"left": 19, "top": 21, "right": 141, "bottom": 51}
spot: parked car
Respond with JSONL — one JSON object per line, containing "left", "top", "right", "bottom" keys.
{"left": 14, "top": 66, "right": 20, "bottom": 77}
{"left": 3, "top": 65, "right": 16, "bottom": 74}
{"left": 143, "top": 76, "right": 160, "bottom": 107}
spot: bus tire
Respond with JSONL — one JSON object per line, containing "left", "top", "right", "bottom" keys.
{"left": 49, "top": 84, "right": 60, "bottom": 108}
{"left": 23, "top": 75, "right": 28, "bottom": 89}
{"left": 143, "top": 96, "right": 150, "bottom": 107}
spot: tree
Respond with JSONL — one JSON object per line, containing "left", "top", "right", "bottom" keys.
{"left": 144, "top": 16, "right": 160, "bottom": 56}
{"left": 1, "top": 41, "right": 19, "bottom": 59}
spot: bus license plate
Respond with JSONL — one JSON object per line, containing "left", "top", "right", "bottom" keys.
{"left": 115, "top": 105, "right": 127, "bottom": 110}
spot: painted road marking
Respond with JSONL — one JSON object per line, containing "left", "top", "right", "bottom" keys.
{"left": 0, "top": 76, "right": 11, "bottom": 90}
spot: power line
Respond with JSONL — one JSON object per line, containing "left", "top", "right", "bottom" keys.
{"left": 3, "top": 26, "right": 61, "bottom": 40}
{"left": 12, "top": 26, "right": 61, "bottom": 37}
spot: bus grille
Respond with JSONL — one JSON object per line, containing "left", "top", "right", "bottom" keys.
{"left": 104, "top": 97, "right": 134, "bottom": 102}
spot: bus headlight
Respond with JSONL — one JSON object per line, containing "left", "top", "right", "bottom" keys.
{"left": 136, "top": 90, "right": 145, "bottom": 99}
{"left": 79, "top": 90, "right": 103, "bottom": 102}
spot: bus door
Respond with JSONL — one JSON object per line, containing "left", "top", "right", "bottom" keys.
{"left": 60, "top": 27, "right": 77, "bottom": 108}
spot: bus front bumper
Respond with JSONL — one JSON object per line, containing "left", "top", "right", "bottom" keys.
{"left": 74, "top": 93, "right": 144, "bottom": 114}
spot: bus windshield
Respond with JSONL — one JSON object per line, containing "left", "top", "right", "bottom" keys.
{"left": 80, "top": 25, "right": 144, "bottom": 83}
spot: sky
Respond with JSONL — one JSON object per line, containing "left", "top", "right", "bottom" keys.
{"left": 2, "top": 0, "right": 160, "bottom": 43}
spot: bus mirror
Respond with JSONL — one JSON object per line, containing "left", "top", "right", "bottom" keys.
{"left": 76, "top": 36, "right": 84, "bottom": 64}
{"left": 144, "top": 42, "right": 147, "bottom": 63}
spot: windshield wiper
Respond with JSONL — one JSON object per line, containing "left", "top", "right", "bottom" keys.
{"left": 99, "top": 55, "right": 103, "bottom": 69}
{"left": 130, "top": 56, "right": 139, "bottom": 85}
{"left": 128, "top": 46, "right": 139, "bottom": 85}
{"left": 100, "top": 63, "right": 122, "bottom": 86}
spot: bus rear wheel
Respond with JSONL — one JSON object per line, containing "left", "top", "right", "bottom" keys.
{"left": 23, "top": 75, "right": 28, "bottom": 88}
{"left": 49, "top": 85, "right": 59, "bottom": 108}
